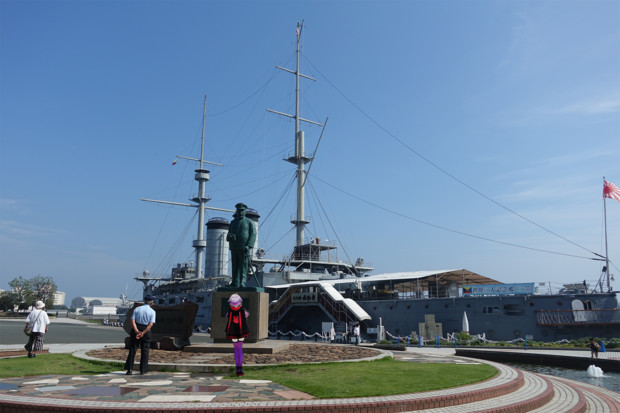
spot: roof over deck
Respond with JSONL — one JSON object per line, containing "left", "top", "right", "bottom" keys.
{"left": 266, "top": 269, "right": 501, "bottom": 290}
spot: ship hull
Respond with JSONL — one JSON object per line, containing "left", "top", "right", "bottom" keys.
{"left": 356, "top": 293, "right": 619, "bottom": 341}
{"left": 269, "top": 289, "right": 619, "bottom": 342}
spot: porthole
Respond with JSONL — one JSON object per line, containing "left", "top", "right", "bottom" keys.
{"left": 529, "top": 302, "right": 535, "bottom": 307}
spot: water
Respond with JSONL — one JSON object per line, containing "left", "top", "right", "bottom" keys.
{"left": 507, "top": 362, "right": 620, "bottom": 393}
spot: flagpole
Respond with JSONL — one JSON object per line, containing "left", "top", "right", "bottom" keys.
{"left": 603, "top": 177, "right": 611, "bottom": 292}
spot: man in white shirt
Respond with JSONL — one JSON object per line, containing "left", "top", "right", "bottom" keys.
{"left": 124, "top": 295, "right": 156, "bottom": 375}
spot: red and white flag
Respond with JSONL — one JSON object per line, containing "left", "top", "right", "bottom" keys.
{"left": 603, "top": 179, "right": 620, "bottom": 203}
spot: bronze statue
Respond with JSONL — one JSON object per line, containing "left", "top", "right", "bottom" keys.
{"left": 226, "top": 203, "right": 256, "bottom": 288}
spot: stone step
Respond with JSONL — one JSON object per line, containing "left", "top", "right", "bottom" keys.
{"left": 408, "top": 370, "right": 553, "bottom": 412}
{"left": 554, "top": 377, "right": 620, "bottom": 413}
{"left": 529, "top": 375, "right": 586, "bottom": 413}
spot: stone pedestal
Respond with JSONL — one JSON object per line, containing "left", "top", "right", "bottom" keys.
{"left": 211, "top": 291, "right": 268, "bottom": 343}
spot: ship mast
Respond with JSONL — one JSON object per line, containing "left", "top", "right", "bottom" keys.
{"left": 193, "top": 96, "right": 210, "bottom": 278}
{"left": 141, "top": 95, "right": 232, "bottom": 279}
{"left": 267, "top": 21, "right": 323, "bottom": 247}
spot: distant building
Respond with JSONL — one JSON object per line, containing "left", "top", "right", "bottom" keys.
{"left": 53, "top": 292, "right": 65, "bottom": 306}
{"left": 86, "top": 306, "right": 118, "bottom": 316}
{"left": 71, "top": 296, "right": 124, "bottom": 309}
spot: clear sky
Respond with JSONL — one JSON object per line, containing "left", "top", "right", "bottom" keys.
{"left": 1, "top": 0, "right": 619, "bottom": 304}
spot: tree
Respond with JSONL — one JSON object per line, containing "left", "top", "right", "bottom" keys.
{"left": 28, "top": 275, "right": 57, "bottom": 307}
{"left": 0, "top": 291, "right": 17, "bottom": 311}
{"left": 8, "top": 276, "right": 30, "bottom": 306}
{"left": 7, "top": 275, "right": 58, "bottom": 309}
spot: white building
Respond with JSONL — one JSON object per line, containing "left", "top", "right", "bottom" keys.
{"left": 53, "top": 291, "right": 65, "bottom": 306}
{"left": 86, "top": 306, "right": 118, "bottom": 316}
{"left": 71, "top": 296, "right": 124, "bottom": 309}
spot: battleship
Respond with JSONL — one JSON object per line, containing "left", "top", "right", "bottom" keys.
{"left": 135, "top": 23, "right": 619, "bottom": 342}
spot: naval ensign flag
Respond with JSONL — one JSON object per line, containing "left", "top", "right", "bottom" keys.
{"left": 603, "top": 179, "right": 620, "bottom": 203}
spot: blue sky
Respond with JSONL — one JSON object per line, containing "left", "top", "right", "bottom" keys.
{"left": 1, "top": 0, "right": 619, "bottom": 304}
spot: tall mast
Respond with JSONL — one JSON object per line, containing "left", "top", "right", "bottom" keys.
{"left": 267, "top": 21, "right": 322, "bottom": 247}
{"left": 293, "top": 22, "right": 306, "bottom": 247}
{"left": 141, "top": 95, "right": 232, "bottom": 279}
{"left": 193, "top": 96, "right": 209, "bottom": 278}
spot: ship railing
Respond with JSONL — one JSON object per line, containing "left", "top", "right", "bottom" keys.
{"left": 290, "top": 250, "right": 340, "bottom": 263}
{"left": 536, "top": 309, "right": 620, "bottom": 326}
{"left": 317, "top": 291, "right": 358, "bottom": 324}
{"left": 267, "top": 329, "right": 330, "bottom": 342}
{"left": 269, "top": 284, "right": 358, "bottom": 325}
{"left": 269, "top": 283, "right": 324, "bottom": 322}
{"left": 269, "top": 294, "right": 293, "bottom": 322}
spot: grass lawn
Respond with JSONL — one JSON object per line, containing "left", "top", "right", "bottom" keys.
{"left": 229, "top": 358, "right": 497, "bottom": 398}
{"left": 0, "top": 355, "right": 497, "bottom": 398}
{"left": 0, "top": 354, "right": 123, "bottom": 378}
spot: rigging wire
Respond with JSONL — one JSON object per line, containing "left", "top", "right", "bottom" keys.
{"left": 142, "top": 136, "right": 198, "bottom": 273}
{"left": 262, "top": 226, "right": 297, "bottom": 258}
{"left": 302, "top": 55, "right": 603, "bottom": 261}
{"left": 224, "top": 170, "right": 293, "bottom": 205}
{"left": 152, "top": 210, "right": 198, "bottom": 277}
{"left": 257, "top": 173, "right": 297, "bottom": 250}
{"left": 307, "top": 179, "right": 355, "bottom": 266}
{"left": 205, "top": 70, "right": 280, "bottom": 117}
{"left": 313, "top": 175, "right": 604, "bottom": 262}
{"left": 217, "top": 56, "right": 293, "bottom": 165}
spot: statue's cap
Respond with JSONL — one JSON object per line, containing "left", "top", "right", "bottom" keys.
{"left": 235, "top": 203, "right": 248, "bottom": 210}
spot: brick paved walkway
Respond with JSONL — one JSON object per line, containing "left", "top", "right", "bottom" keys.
{"left": 1, "top": 344, "right": 618, "bottom": 412}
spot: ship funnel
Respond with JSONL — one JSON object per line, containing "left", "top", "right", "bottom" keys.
{"left": 205, "top": 218, "right": 230, "bottom": 278}
{"left": 245, "top": 208, "right": 261, "bottom": 259}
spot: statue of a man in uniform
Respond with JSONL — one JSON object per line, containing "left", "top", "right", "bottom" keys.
{"left": 226, "top": 203, "right": 256, "bottom": 288}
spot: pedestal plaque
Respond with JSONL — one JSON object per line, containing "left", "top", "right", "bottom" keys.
{"left": 211, "top": 291, "right": 268, "bottom": 343}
